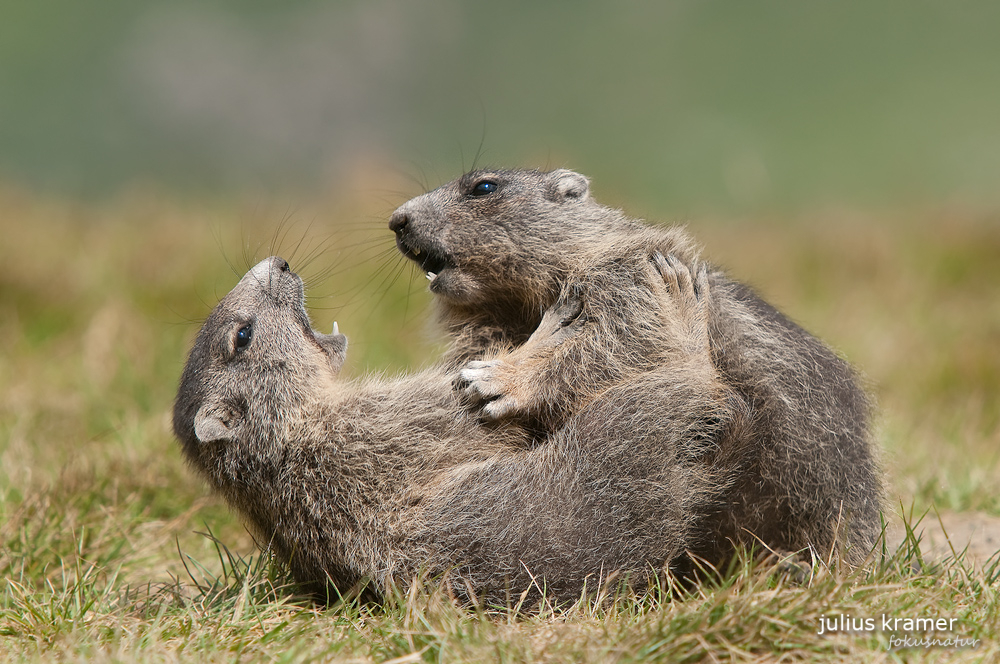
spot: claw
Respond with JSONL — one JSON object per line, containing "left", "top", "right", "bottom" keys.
{"left": 332, "top": 321, "right": 339, "bottom": 335}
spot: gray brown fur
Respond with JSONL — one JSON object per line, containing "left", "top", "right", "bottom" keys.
{"left": 173, "top": 256, "right": 723, "bottom": 604}
{"left": 390, "top": 168, "right": 883, "bottom": 566}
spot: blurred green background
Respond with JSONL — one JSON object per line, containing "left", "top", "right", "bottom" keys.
{"left": 3, "top": 0, "right": 1000, "bottom": 213}
{"left": 2, "top": 0, "right": 1000, "bottom": 601}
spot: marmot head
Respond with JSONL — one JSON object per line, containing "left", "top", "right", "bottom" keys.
{"left": 389, "top": 168, "right": 629, "bottom": 310}
{"left": 173, "top": 256, "right": 347, "bottom": 461}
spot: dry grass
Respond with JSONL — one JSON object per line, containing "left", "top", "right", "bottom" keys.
{"left": 1, "top": 181, "right": 998, "bottom": 661}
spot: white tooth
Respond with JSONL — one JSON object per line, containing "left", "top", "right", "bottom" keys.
{"left": 426, "top": 272, "right": 437, "bottom": 281}
{"left": 332, "top": 321, "right": 339, "bottom": 335}
{"left": 413, "top": 248, "right": 422, "bottom": 257}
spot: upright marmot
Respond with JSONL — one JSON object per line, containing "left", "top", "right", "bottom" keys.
{"left": 173, "top": 254, "right": 724, "bottom": 604}
{"left": 390, "top": 168, "right": 883, "bottom": 566}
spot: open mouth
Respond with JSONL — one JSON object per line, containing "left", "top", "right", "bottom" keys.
{"left": 288, "top": 273, "right": 346, "bottom": 370}
{"left": 310, "top": 320, "right": 348, "bottom": 371}
{"left": 396, "top": 235, "right": 451, "bottom": 280}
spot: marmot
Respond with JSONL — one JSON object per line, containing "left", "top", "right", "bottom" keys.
{"left": 173, "top": 255, "right": 727, "bottom": 604}
{"left": 389, "top": 168, "right": 883, "bottom": 566}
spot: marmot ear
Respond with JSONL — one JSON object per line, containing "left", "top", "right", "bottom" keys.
{"left": 546, "top": 169, "right": 590, "bottom": 202}
{"left": 194, "top": 402, "right": 244, "bottom": 443}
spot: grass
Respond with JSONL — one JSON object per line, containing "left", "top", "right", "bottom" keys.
{"left": 1, "top": 179, "right": 999, "bottom": 661}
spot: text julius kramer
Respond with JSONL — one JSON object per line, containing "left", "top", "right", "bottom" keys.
{"left": 818, "top": 614, "right": 958, "bottom": 636}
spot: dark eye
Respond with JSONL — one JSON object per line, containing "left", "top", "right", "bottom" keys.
{"left": 471, "top": 180, "right": 498, "bottom": 196}
{"left": 235, "top": 324, "right": 253, "bottom": 351}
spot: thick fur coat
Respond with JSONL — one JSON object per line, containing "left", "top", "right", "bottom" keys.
{"left": 389, "top": 169, "right": 883, "bottom": 567}
{"left": 174, "top": 256, "right": 723, "bottom": 604}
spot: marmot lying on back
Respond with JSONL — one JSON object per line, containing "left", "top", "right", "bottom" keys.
{"left": 390, "top": 168, "right": 883, "bottom": 566}
{"left": 173, "top": 254, "right": 725, "bottom": 604}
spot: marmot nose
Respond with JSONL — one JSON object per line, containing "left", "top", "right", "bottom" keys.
{"left": 389, "top": 210, "right": 409, "bottom": 234}
{"left": 274, "top": 257, "right": 290, "bottom": 272}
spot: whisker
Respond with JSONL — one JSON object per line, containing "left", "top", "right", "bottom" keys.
{"left": 303, "top": 243, "right": 399, "bottom": 287}
{"left": 362, "top": 258, "right": 409, "bottom": 319}
{"left": 472, "top": 96, "right": 488, "bottom": 171}
{"left": 392, "top": 161, "right": 434, "bottom": 195}
{"left": 309, "top": 250, "right": 407, "bottom": 312}
{"left": 327, "top": 217, "right": 392, "bottom": 231}
{"left": 285, "top": 217, "right": 317, "bottom": 266}
{"left": 210, "top": 220, "right": 242, "bottom": 280}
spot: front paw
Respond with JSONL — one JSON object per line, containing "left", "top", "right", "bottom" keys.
{"left": 651, "top": 252, "right": 712, "bottom": 355}
{"left": 458, "top": 360, "right": 524, "bottom": 421}
{"left": 459, "top": 359, "right": 503, "bottom": 401}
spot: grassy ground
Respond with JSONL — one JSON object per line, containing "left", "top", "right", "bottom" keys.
{"left": 1, "top": 181, "right": 998, "bottom": 661}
